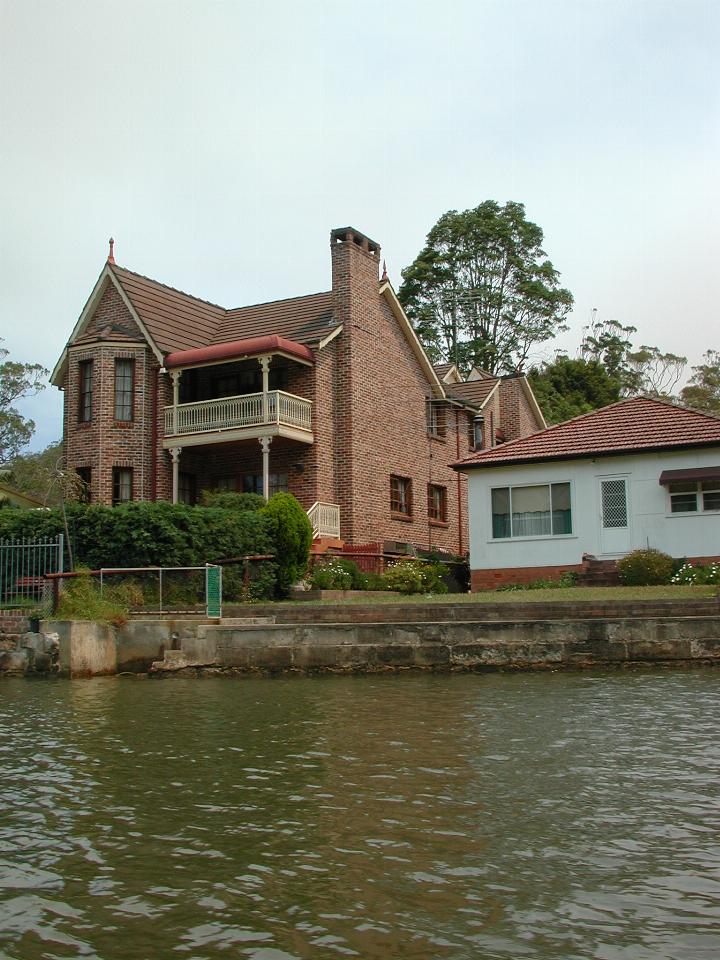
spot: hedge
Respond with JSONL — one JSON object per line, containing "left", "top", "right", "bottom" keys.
{"left": 0, "top": 496, "right": 312, "bottom": 600}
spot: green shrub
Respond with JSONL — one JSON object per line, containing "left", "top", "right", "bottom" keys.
{"left": 671, "top": 561, "right": 720, "bottom": 585}
{"left": 383, "top": 559, "right": 449, "bottom": 595}
{"left": 309, "top": 558, "right": 353, "bottom": 590}
{"left": 0, "top": 501, "right": 279, "bottom": 601}
{"left": 617, "top": 549, "right": 674, "bottom": 586}
{"left": 199, "top": 491, "right": 264, "bottom": 511}
{"left": 260, "top": 493, "right": 313, "bottom": 596}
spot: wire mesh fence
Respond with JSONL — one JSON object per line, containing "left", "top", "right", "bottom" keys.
{"left": 0, "top": 535, "right": 64, "bottom": 612}
{"left": 96, "top": 566, "right": 223, "bottom": 617}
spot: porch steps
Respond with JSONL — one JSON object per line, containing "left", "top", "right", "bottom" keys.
{"left": 576, "top": 556, "right": 621, "bottom": 587}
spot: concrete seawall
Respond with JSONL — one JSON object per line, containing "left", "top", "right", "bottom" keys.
{"left": 43, "top": 607, "right": 720, "bottom": 677}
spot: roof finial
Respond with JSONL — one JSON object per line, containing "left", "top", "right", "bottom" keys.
{"left": 107, "top": 237, "right": 115, "bottom": 265}
{"left": 381, "top": 259, "right": 388, "bottom": 282}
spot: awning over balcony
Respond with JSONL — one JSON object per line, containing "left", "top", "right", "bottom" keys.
{"left": 164, "top": 335, "right": 314, "bottom": 370}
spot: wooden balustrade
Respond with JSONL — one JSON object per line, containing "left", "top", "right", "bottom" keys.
{"left": 164, "top": 390, "right": 312, "bottom": 437}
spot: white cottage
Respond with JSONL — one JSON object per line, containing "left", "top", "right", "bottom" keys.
{"left": 453, "top": 397, "right": 720, "bottom": 590}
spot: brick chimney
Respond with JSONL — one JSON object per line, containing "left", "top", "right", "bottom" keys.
{"left": 330, "top": 227, "right": 381, "bottom": 327}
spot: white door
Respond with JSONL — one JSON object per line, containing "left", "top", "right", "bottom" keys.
{"left": 599, "top": 477, "right": 631, "bottom": 555}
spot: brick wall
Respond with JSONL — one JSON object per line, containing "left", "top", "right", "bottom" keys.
{"left": 63, "top": 279, "right": 157, "bottom": 504}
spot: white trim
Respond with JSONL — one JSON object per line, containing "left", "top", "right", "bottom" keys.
{"left": 477, "top": 381, "right": 500, "bottom": 410}
{"left": 162, "top": 423, "right": 313, "bottom": 449}
{"left": 518, "top": 376, "right": 547, "bottom": 429}
{"left": 317, "top": 324, "right": 343, "bottom": 350}
{"left": 51, "top": 266, "right": 163, "bottom": 386}
{"left": 379, "top": 281, "right": 445, "bottom": 399}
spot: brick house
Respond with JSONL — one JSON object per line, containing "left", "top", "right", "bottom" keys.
{"left": 51, "top": 227, "right": 545, "bottom": 554}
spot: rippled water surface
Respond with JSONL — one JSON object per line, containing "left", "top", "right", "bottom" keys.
{"left": 2, "top": 671, "right": 720, "bottom": 959}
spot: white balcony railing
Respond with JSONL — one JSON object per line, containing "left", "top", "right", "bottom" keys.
{"left": 307, "top": 502, "right": 341, "bottom": 540}
{"left": 164, "top": 390, "right": 312, "bottom": 437}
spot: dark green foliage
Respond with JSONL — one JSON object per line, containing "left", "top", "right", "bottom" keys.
{"left": 199, "top": 491, "right": 265, "bottom": 511}
{"left": 260, "top": 493, "right": 312, "bottom": 595}
{"left": 529, "top": 357, "right": 620, "bottom": 424}
{"left": 0, "top": 501, "right": 279, "bottom": 599}
{"left": 398, "top": 201, "right": 573, "bottom": 375}
{"left": 617, "top": 549, "right": 674, "bottom": 586}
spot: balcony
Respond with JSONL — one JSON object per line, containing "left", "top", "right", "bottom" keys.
{"left": 163, "top": 390, "right": 313, "bottom": 447}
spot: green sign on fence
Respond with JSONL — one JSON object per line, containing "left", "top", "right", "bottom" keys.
{"left": 206, "top": 565, "right": 222, "bottom": 619}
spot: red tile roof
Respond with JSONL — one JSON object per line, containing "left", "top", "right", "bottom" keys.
{"left": 454, "top": 397, "right": 720, "bottom": 469}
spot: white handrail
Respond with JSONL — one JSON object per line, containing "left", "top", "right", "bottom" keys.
{"left": 164, "top": 390, "right": 312, "bottom": 436}
{"left": 307, "top": 501, "right": 341, "bottom": 539}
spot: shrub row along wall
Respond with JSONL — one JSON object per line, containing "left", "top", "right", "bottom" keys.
{"left": 0, "top": 494, "right": 313, "bottom": 600}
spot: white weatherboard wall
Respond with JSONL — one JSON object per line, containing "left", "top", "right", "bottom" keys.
{"left": 466, "top": 447, "right": 720, "bottom": 572}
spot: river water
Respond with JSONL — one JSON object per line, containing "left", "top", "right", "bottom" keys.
{"left": 1, "top": 671, "right": 719, "bottom": 960}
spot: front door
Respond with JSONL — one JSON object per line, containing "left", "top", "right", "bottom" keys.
{"left": 599, "top": 476, "right": 631, "bottom": 555}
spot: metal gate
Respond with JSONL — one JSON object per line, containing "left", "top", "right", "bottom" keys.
{"left": 0, "top": 535, "right": 64, "bottom": 610}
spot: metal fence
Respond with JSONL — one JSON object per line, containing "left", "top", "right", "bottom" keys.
{"left": 97, "top": 565, "right": 223, "bottom": 618}
{"left": 0, "top": 535, "right": 64, "bottom": 611}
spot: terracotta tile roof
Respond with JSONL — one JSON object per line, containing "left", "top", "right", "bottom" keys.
{"left": 445, "top": 378, "right": 499, "bottom": 408}
{"left": 111, "top": 265, "right": 225, "bottom": 353}
{"left": 218, "top": 291, "right": 335, "bottom": 346}
{"left": 433, "top": 363, "right": 453, "bottom": 378}
{"left": 455, "top": 397, "right": 720, "bottom": 469}
{"left": 109, "top": 264, "right": 336, "bottom": 356}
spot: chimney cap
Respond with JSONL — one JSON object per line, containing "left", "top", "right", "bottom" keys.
{"left": 330, "top": 226, "right": 381, "bottom": 258}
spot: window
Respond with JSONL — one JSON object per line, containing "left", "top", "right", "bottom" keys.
{"left": 669, "top": 480, "right": 720, "bottom": 513}
{"left": 428, "top": 484, "right": 447, "bottom": 523}
{"left": 112, "top": 467, "right": 133, "bottom": 505}
{"left": 179, "top": 472, "right": 196, "bottom": 505}
{"left": 215, "top": 476, "right": 237, "bottom": 492}
{"left": 76, "top": 467, "right": 91, "bottom": 503}
{"left": 78, "top": 360, "right": 93, "bottom": 422}
{"left": 114, "top": 359, "right": 134, "bottom": 421}
{"left": 242, "top": 473, "right": 288, "bottom": 496}
{"left": 427, "top": 403, "right": 445, "bottom": 438}
{"left": 492, "top": 482, "right": 572, "bottom": 539}
{"left": 469, "top": 416, "right": 484, "bottom": 450}
{"left": 390, "top": 475, "right": 412, "bottom": 516}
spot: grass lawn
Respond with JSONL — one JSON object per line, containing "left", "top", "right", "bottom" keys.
{"left": 291, "top": 585, "right": 718, "bottom": 604}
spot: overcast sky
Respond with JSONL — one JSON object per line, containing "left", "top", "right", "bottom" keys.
{"left": 1, "top": 0, "right": 718, "bottom": 452}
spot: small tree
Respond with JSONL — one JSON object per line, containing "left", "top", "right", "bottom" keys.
{"left": 260, "top": 493, "right": 313, "bottom": 595}
{"left": 0, "top": 340, "right": 48, "bottom": 465}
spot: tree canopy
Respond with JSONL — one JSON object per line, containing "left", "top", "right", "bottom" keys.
{"left": 398, "top": 201, "right": 573, "bottom": 375}
{"left": 528, "top": 357, "right": 620, "bottom": 424}
{"left": 0, "top": 340, "right": 48, "bottom": 466}
{"left": 680, "top": 350, "right": 720, "bottom": 414}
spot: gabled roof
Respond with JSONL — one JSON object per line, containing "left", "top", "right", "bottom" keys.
{"left": 445, "top": 378, "right": 499, "bottom": 408}
{"left": 454, "top": 396, "right": 720, "bottom": 470}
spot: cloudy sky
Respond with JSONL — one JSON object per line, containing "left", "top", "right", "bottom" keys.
{"left": 1, "top": 0, "right": 718, "bottom": 451}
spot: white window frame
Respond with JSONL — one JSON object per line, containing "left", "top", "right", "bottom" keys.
{"left": 667, "top": 479, "right": 720, "bottom": 516}
{"left": 489, "top": 481, "right": 575, "bottom": 541}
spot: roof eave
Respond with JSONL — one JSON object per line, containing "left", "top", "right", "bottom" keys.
{"left": 453, "top": 438, "right": 720, "bottom": 472}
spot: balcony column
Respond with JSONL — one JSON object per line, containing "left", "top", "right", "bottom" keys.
{"left": 258, "top": 355, "right": 271, "bottom": 423}
{"left": 170, "top": 370, "right": 181, "bottom": 435}
{"left": 169, "top": 447, "right": 181, "bottom": 504}
{"left": 259, "top": 436, "right": 272, "bottom": 501}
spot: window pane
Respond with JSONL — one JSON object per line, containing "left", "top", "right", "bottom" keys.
{"left": 671, "top": 493, "right": 697, "bottom": 513}
{"left": 114, "top": 359, "right": 134, "bottom": 421}
{"left": 702, "top": 490, "right": 720, "bottom": 511}
{"left": 668, "top": 481, "right": 696, "bottom": 493}
{"left": 551, "top": 482, "right": 572, "bottom": 534}
{"left": 511, "top": 485, "right": 551, "bottom": 536}
{"left": 491, "top": 487, "right": 510, "bottom": 538}
{"left": 701, "top": 480, "right": 720, "bottom": 492}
